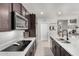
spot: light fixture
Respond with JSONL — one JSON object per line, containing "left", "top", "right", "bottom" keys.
{"left": 58, "top": 11, "right": 62, "bottom": 16}
{"left": 40, "top": 11, "right": 44, "bottom": 15}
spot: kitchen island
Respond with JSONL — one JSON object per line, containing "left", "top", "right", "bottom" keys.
{"left": 50, "top": 34, "right": 79, "bottom": 56}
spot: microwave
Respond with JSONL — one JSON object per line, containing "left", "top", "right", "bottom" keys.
{"left": 11, "top": 11, "right": 28, "bottom": 30}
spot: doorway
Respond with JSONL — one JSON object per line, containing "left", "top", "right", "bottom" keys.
{"left": 40, "top": 23, "right": 48, "bottom": 40}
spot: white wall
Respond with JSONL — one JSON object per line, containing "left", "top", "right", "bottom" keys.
{"left": 0, "top": 31, "right": 18, "bottom": 45}
{"left": 0, "top": 30, "right": 24, "bottom": 50}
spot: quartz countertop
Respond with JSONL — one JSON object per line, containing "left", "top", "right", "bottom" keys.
{"left": 0, "top": 37, "right": 36, "bottom": 56}
{"left": 50, "top": 34, "right": 79, "bottom": 56}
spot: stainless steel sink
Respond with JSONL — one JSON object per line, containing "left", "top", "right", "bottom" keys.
{"left": 61, "top": 40, "right": 71, "bottom": 43}
{"left": 1, "top": 40, "right": 31, "bottom": 51}
{"left": 57, "top": 38, "right": 71, "bottom": 43}
{"left": 56, "top": 38, "right": 65, "bottom": 41}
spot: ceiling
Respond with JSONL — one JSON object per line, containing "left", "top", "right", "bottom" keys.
{"left": 23, "top": 3, "right": 79, "bottom": 19}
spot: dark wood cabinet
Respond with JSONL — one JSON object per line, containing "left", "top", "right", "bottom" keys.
{"left": 50, "top": 37, "right": 60, "bottom": 56}
{"left": 0, "top": 3, "right": 35, "bottom": 33}
{"left": 13, "top": 3, "right": 22, "bottom": 15}
{"left": 64, "top": 51, "right": 71, "bottom": 56}
{"left": 0, "top": 3, "right": 11, "bottom": 31}
{"left": 50, "top": 37, "right": 56, "bottom": 55}
{"left": 60, "top": 47, "right": 71, "bottom": 56}
{"left": 25, "top": 40, "right": 36, "bottom": 56}
{"left": 55, "top": 42, "right": 61, "bottom": 56}
{"left": 0, "top": 3, "right": 29, "bottom": 31}
{"left": 50, "top": 37, "right": 71, "bottom": 56}
{"left": 26, "top": 14, "right": 36, "bottom": 37}
{"left": 60, "top": 47, "right": 65, "bottom": 56}
{"left": 25, "top": 45, "right": 34, "bottom": 56}
{"left": 13, "top": 3, "right": 28, "bottom": 17}
{"left": 26, "top": 14, "right": 36, "bottom": 29}
{"left": 30, "top": 14, "right": 36, "bottom": 29}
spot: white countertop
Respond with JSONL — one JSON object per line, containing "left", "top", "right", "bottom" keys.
{"left": 0, "top": 37, "right": 36, "bottom": 56}
{"left": 50, "top": 34, "right": 79, "bottom": 56}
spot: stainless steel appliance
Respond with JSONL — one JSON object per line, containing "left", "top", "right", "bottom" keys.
{"left": 11, "top": 11, "right": 28, "bottom": 30}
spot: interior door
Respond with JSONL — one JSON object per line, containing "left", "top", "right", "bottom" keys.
{"left": 40, "top": 23, "right": 48, "bottom": 40}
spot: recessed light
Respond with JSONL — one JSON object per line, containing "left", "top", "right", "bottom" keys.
{"left": 58, "top": 11, "right": 62, "bottom": 16}
{"left": 40, "top": 12, "right": 44, "bottom": 15}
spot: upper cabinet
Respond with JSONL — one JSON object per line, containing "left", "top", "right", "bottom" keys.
{"left": 26, "top": 14, "right": 36, "bottom": 37}
{"left": 0, "top": 3, "right": 29, "bottom": 32}
{"left": 0, "top": 3, "right": 11, "bottom": 31}
{"left": 27, "top": 14, "right": 36, "bottom": 29}
{"left": 13, "top": 3, "right": 22, "bottom": 15}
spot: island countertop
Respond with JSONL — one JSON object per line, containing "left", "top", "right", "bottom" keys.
{"left": 50, "top": 34, "right": 79, "bottom": 56}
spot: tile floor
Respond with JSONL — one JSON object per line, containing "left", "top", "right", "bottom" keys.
{"left": 35, "top": 40, "right": 54, "bottom": 56}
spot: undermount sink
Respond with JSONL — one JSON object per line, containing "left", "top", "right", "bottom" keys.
{"left": 57, "top": 38, "right": 71, "bottom": 43}
{"left": 61, "top": 40, "right": 71, "bottom": 43}
{"left": 1, "top": 40, "right": 31, "bottom": 51}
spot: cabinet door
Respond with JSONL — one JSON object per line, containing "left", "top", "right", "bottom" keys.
{"left": 25, "top": 50, "right": 32, "bottom": 56}
{"left": 26, "top": 14, "right": 36, "bottom": 29}
{"left": 50, "top": 37, "right": 56, "bottom": 55}
{"left": 60, "top": 47, "right": 65, "bottom": 56}
{"left": 60, "top": 47, "right": 71, "bottom": 56}
{"left": 31, "top": 14, "right": 36, "bottom": 29}
{"left": 64, "top": 50, "right": 71, "bottom": 56}
{"left": 13, "top": 3, "right": 21, "bottom": 14}
{"left": 25, "top": 41, "right": 36, "bottom": 56}
{"left": 25, "top": 14, "right": 36, "bottom": 37}
{"left": 0, "top": 3, "right": 11, "bottom": 31}
{"left": 25, "top": 47, "right": 33, "bottom": 56}
{"left": 52, "top": 45, "right": 56, "bottom": 56}
{"left": 55, "top": 42, "right": 61, "bottom": 56}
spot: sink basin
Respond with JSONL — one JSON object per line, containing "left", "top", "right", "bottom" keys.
{"left": 1, "top": 40, "right": 31, "bottom": 51}
{"left": 61, "top": 40, "right": 71, "bottom": 43}
{"left": 57, "top": 38, "right": 71, "bottom": 44}
{"left": 56, "top": 38, "right": 65, "bottom": 41}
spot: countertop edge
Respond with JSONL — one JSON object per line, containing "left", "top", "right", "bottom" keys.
{"left": 0, "top": 37, "right": 36, "bottom": 56}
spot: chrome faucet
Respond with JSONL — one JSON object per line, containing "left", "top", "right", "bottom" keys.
{"left": 66, "top": 30, "right": 69, "bottom": 40}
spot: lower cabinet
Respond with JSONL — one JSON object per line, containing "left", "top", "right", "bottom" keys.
{"left": 60, "top": 47, "right": 71, "bottom": 56}
{"left": 25, "top": 48, "right": 33, "bottom": 56}
{"left": 50, "top": 37, "right": 56, "bottom": 55}
{"left": 55, "top": 42, "right": 61, "bottom": 56}
{"left": 25, "top": 40, "right": 36, "bottom": 56}
{"left": 50, "top": 37, "right": 71, "bottom": 56}
{"left": 50, "top": 37, "right": 60, "bottom": 56}
{"left": 52, "top": 45, "right": 56, "bottom": 55}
